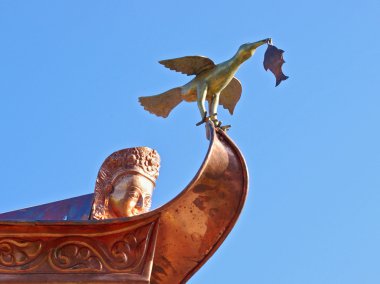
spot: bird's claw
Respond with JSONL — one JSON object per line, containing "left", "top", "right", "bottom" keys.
{"left": 209, "top": 113, "right": 222, "bottom": 127}
{"left": 220, "top": 124, "right": 231, "bottom": 131}
{"left": 196, "top": 112, "right": 209, "bottom": 126}
{"left": 209, "top": 113, "right": 231, "bottom": 130}
{"left": 196, "top": 112, "right": 231, "bottom": 131}
{"left": 211, "top": 119, "right": 222, "bottom": 127}
{"left": 212, "top": 119, "right": 231, "bottom": 131}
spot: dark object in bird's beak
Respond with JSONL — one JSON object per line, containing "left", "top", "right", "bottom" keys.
{"left": 263, "top": 44, "right": 288, "bottom": 86}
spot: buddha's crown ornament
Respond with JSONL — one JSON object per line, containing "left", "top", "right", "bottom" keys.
{"left": 99, "top": 147, "right": 160, "bottom": 185}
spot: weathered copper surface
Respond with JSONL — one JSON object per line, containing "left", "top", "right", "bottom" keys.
{"left": 91, "top": 147, "right": 160, "bottom": 219}
{"left": 139, "top": 39, "right": 271, "bottom": 126}
{"left": 0, "top": 123, "right": 248, "bottom": 283}
{"left": 150, "top": 123, "right": 248, "bottom": 283}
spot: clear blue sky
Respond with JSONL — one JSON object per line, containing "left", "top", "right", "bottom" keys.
{"left": 1, "top": 1, "right": 379, "bottom": 283}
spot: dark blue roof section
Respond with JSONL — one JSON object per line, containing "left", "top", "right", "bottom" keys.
{"left": 0, "top": 194, "right": 94, "bottom": 221}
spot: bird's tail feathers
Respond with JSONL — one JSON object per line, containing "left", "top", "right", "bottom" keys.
{"left": 139, "top": 87, "right": 183, "bottom": 118}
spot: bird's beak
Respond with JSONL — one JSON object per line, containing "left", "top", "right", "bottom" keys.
{"left": 247, "top": 38, "right": 272, "bottom": 50}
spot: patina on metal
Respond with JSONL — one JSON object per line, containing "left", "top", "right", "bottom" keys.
{"left": 139, "top": 38, "right": 272, "bottom": 127}
{"left": 0, "top": 122, "right": 248, "bottom": 283}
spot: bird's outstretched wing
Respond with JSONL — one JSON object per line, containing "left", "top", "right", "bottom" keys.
{"left": 159, "top": 56, "right": 216, "bottom": 76}
{"left": 219, "top": 77, "right": 242, "bottom": 115}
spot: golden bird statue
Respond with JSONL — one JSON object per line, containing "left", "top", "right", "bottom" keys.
{"left": 139, "top": 38, "right": 272, "bottom": 127}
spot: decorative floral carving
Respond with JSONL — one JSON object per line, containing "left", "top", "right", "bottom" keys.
{"left": 50, "top": 242, "right": 103, "bottom": 272}
{"left": 0, "top": 239, "right": 42, "bottom": 267}
{"left": 0, "top": 220, "right": 156, "bottom": 276}
{"left": 125, "top": 148, "right": 160, "bottom": 180}
{"left": 48, "top": 222, "right": 153, "bottom": 273}
{"left": 109, "top": 229, "right": 147, "bottom": 269}
{"left": 105, "top": 147, "right": 160, "bottom": 182}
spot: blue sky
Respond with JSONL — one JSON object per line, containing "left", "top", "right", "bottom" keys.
{"left": 0, "top": 1, "right": 379, "bottom": 283}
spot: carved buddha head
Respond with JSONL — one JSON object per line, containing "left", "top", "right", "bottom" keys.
{"left": 91, "top": 147, "right": 160, "bottom": 220}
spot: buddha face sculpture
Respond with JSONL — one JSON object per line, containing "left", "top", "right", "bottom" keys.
{"left": 109, "top": 173, "right": 154, "bottom": 217}
{"left": 91, "top": 147, "right": 160, "bottom": 220}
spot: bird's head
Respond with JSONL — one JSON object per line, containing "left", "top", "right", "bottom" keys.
{"left": 236, "top": 38, "right": 272, "bottom": 62}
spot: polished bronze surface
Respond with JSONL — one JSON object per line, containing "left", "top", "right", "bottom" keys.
{"left": 0, "top": 123, "right": 248, "bottom": 283}
{"left": 139, "top": 38, "right": 271, "bottom": 126}
{"left": 91, "top": 147, "right": 160, "bottom": 219}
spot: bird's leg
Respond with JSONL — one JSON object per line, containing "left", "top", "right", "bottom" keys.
{"left": 209, "top": 93, "right": 222, "bottom": 127}
{"left": 195, "top": 84, "right": 209, "bottom": 126}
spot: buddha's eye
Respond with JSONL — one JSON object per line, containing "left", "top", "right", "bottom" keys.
{"left": 128, "top": 190, "right": 140, "bottom": 200}
{"left": 144, "top": 195, "right": 152, "bottom": 208}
